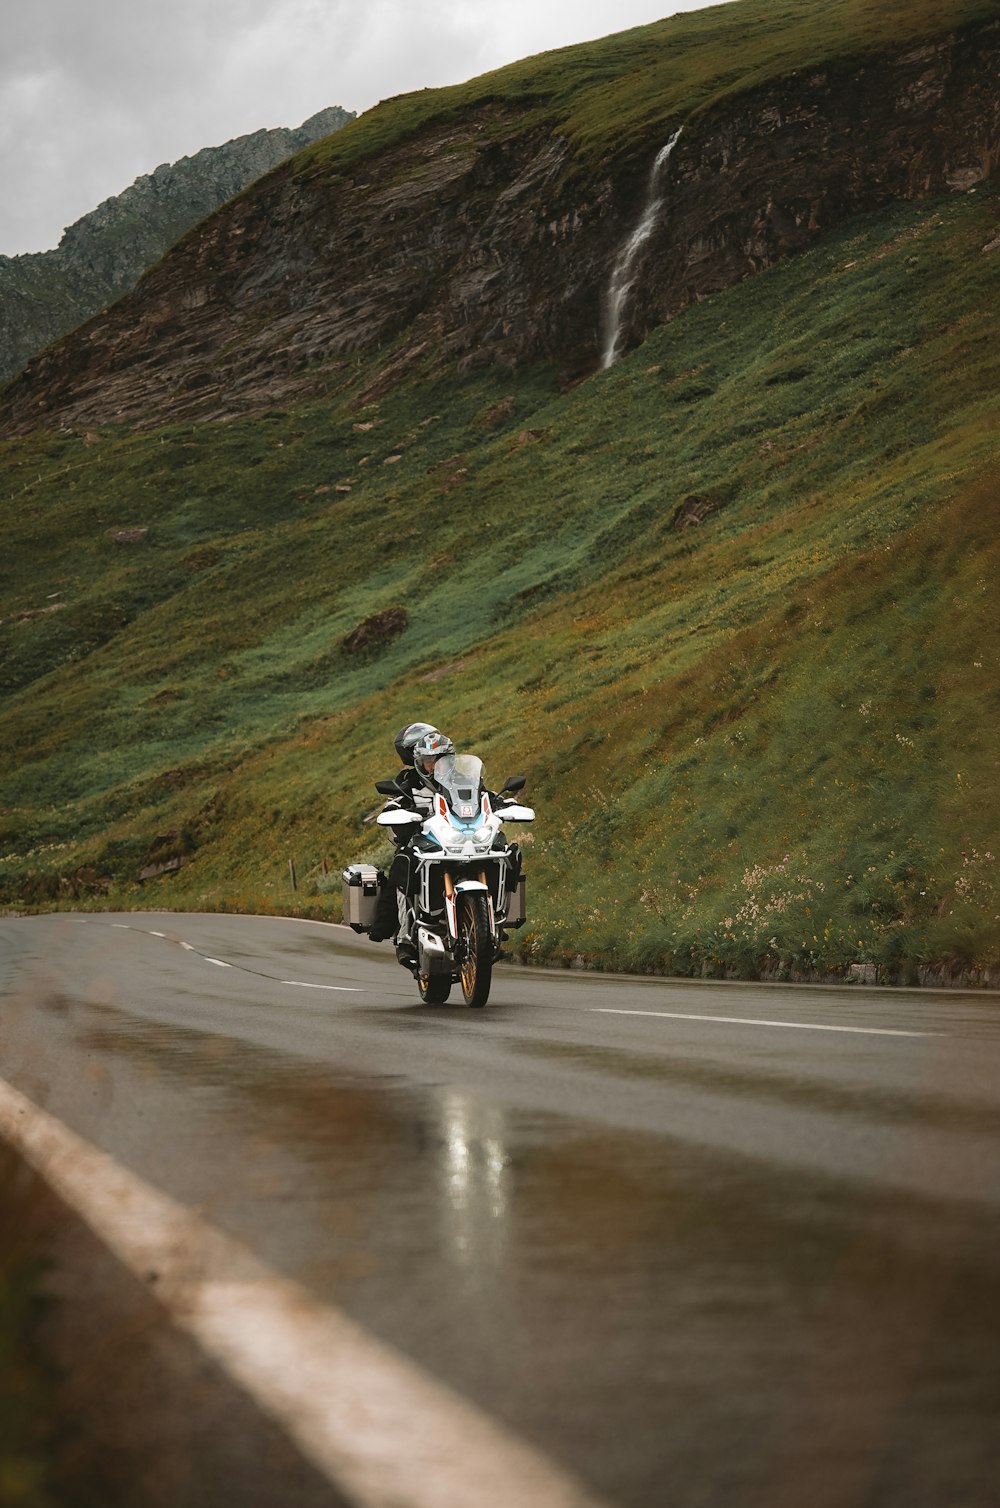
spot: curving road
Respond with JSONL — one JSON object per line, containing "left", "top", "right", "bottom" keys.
{"left": 1, "top": 911, "right": 999, "bottom": 1508}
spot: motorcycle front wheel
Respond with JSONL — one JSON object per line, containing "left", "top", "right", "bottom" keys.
{"left": 459, "top": 894, "right": 493, "bottom": 1008}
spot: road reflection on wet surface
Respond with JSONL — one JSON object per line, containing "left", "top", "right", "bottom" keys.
{"left": 45, "top": 1010, "right": 997, "bottom": 1507}
{"left": 2, "top": 915, "right": 999, "bottom": 1508}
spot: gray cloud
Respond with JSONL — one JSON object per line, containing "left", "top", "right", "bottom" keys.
{"left": 0, "top": 0, "right": 709, "bottom": 255}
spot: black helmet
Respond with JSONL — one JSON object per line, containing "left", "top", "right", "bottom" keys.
{"left": 394, "top": 722, "right": 438, "bottom": 766}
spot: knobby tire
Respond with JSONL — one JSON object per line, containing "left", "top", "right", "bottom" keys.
{"left": 460, "top": 894, "right": 493, "bottom": 1008}
{"left": 418, "top": 973, "right": 452, "bottom": 1005}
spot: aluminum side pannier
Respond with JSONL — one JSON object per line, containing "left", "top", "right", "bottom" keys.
{"left": 505, "top": 874, "right": 526, "bottom": 928}
{"left": 342, "top": 864, "right": 383, "bottom": 932}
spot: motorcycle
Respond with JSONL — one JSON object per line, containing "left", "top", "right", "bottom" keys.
{"left": 353, "top": 753, "right": 534, "bottom": 1008}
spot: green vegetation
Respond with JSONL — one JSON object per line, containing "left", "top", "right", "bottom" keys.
{"left": 2, "top": 178, "right": 998, "bottom": 981}
{"left": 296, "top": 0, "right": 1000, "bottom": 186}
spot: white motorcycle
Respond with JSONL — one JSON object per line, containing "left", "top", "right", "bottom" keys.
{"left": 347, "top": 754, "right": 533, "bottom": 1007}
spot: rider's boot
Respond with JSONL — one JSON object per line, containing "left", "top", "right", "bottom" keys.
{"left": 368, "top": 876, "right": 398, "bottom": 942}
{"left": 395, "top": 941, "right": 418, "bottom": 973}
{"left": 395, "top": 894, "right": 418, "bottom": 972}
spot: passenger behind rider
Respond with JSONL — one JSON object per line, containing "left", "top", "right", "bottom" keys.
{"left": 368, "top": 723, "right": 455, "bottom": 964}
{"left": 395, "top": 725, "right": 453, "bottom": 818}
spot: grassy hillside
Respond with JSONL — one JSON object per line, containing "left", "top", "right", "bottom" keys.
{"left": 2, "top": 178, "right": 998, "bottom": 981}
{"left": 296, "top": 0, "right": 1000, "bottom": 186}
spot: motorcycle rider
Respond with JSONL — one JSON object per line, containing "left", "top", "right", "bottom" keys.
{"left": 368, "top": 723, "right": 455, "bottom": 965}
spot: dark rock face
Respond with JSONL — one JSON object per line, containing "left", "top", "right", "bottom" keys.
{"left": 104, "top": 527, "right": 149, "bottom": 545}
{"left": 343, "top": 607, "right": 409, "bottom": 654}
{"left": 672, "top": 495, "right": 721, "bottom": 530}
{"left": 625, "top": 27, "right": 1000, "bottom": 353}
{"left": 2, "top": 22, "right": 998, "bottom": 435}
{"left": 0, "top": 107, "right": 353, "bottom": 383}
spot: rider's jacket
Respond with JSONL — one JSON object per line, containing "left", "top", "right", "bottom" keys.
{"left": 396, "top": 766, "right": 438, "bottom": 810}
{"left": 380, "top": 766, "right": 439, "bottom": 843}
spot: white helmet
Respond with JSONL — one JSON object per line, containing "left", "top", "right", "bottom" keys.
{"left": 394, "top": 722, "right": 438, "bottom": 766}
{"left": 412, "top": 730, "right": 454, "bottom": 774}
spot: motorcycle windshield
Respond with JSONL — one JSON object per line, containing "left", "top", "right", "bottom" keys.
{"left": 434, "top": 754, "right": 484, "bottom": 821}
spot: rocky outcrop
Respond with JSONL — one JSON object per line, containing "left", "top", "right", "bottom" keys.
{"left": 0, "top": 107, "right": 353, "bottom": 383}
{"left": 2, "top": 21, "right": 998, "bottom": 434}
{"left": 672, "top": 495, "right": 722, "bottom": 530}
{"left": 342, "top": 607, "right": 409, "bottom": 654}
{"left": 626, "top": 27, "right": 1000, "bottom": 350}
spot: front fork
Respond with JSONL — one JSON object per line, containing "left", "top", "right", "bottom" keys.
{"left": 444, "top": 870, "right": 457, "bottom": 940}
{"left": 443, "top": 870, "right": 497, "bottom": 951}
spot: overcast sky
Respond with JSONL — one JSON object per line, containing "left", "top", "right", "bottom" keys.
{"left": 0, "top": 0, "right": 716, "bottom": 257}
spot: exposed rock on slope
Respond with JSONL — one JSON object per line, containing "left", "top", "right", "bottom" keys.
{"left": 0, "top": 107, "right": 353, "bottom": 383}
{"left": 2, "top": 21, "right": 998, "bottom": 434}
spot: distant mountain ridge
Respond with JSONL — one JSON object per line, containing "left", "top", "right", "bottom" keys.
{"left": 0, "top": 106, "right": 354, "bottom": 383}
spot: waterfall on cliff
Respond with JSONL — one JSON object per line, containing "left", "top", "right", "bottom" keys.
{"left": 600, "top": 126, "right": 683, "bottom": 370}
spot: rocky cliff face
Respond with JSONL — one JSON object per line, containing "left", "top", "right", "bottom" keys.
{"left": 0, "top": 107, "right": 353, "bottom": 384}
{"left": 2, "top": 21, "right": 997, "bottom": 435}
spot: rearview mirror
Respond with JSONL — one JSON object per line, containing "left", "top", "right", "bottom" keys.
{"left": 502, "top": 774, "right": 526, "bottom": 794}
{"left": 375, "top": 778, "right": 404, "bottom": 796}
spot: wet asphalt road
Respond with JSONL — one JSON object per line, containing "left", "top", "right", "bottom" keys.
{"left": 2, "top": 911, "right": 999, "bottom": 1508}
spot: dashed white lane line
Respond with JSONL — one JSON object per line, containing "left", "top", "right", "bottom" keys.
{"left": 591, "top": 1007, "right": 938, "bottom": 1039}
{"left": 0, "top": 1077, "right": 606, "bottom": 1508}
{"left": 101, "top": 922, "right": 363, "bottom": 992}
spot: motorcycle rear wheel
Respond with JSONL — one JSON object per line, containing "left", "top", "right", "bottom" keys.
{"left": 459, "top": 894, "right": 493, "bottom": 1008}
{"left": 418, "top": 973, "right": 452, "bottom": 1005}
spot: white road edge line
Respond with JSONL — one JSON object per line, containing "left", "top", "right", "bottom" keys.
{"left": 0, "top": 1078, "right": 607, "bottom": 1508}
{"left": 281, "top": 981, "right": 363, "bottom": 992}
{"left": 204, "top": 957, "right": 232, "bottom": 968}
{"left": 590, "top": 1008, "right": 939, "bottom": 1038}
